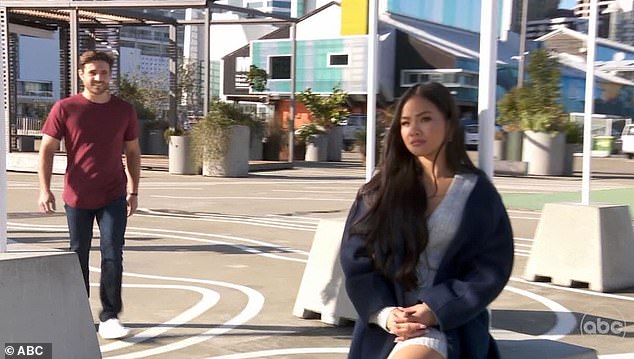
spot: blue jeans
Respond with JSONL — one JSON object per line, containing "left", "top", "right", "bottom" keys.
{"left": 65, "top": 196, "right": 127, "bottom": 322}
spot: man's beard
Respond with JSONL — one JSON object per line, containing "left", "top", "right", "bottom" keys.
{"left": 87, "top": 82, "right": 109, "bottom": 95}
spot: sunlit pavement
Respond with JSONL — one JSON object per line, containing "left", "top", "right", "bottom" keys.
{"left": 6, "top": 152, "right": 634, "bottom": 358}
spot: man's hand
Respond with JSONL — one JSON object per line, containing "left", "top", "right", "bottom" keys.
{"left": 126, "top": 193, "right": 138, "bottom": 217}
{"left": 387, "top": 307, "right": 427, "bottom": 342}
{"left": 38, "top": 190, "right": 56, "bottom": 214}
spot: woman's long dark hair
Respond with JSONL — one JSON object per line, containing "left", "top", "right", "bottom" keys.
{"left": 350, "top": 82, "right": 476, "bottom": 290}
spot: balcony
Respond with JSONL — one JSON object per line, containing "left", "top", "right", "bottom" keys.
{"left": 17, "top": 80, "right": 54, "bottom": 100}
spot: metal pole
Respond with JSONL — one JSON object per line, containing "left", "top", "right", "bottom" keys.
{"left": 582, "top": 0, "right": 599, "bottom": 205}
{"left": 365, "top": 0, "right": 378, "bottom": 182}
{"left": 169, "top": 25, "right": 178, "bottom": 127}
{"left": 517, "top": 0, "right": 528, "bottom": 87}
{"left": 203, "top": 6, "right": 210, "bottom": 115}
{"left": 0, "top": 18, "right": 7, "bottom": 252}
{"left": 478, "top": 0, "right": 498, "bottom": 179}
{"left": 69, "top": 9, "right": 79, "bottom": 95}
{"left": 288, "top": 22, "right": 297, "bottom": 164}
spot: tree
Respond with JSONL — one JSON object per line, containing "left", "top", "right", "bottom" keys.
{"left": 296, "top": 86, "right": 350, "bottom": 129}
{"left": 118, "top": 75, "right": 159, "bottom": 121}
{"left": 246, "top": 65, "right": 268, "bottom": 92}
{"left": 497, "top": 48, "right": 566, "bottom": 133}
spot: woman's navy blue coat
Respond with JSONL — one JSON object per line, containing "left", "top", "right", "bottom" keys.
{"left": 340, "top": 172, "right": 514, "bottom": 359}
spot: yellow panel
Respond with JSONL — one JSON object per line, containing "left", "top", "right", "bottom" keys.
{"left": 341, "top": 0, "right": 368, "bottom": 35}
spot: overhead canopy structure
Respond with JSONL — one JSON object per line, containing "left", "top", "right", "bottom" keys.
{"left": 1, "top": 0, "right": 295, "bottom": 153}
{"left": 0, "top": 0, "right": 300, "bottom": 252}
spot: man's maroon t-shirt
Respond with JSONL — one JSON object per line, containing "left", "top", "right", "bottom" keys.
{"left": 42, "top": 93, "right": 138, "bottom": 209}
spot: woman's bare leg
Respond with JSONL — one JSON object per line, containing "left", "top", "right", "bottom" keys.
{"left": 390, "top": 345, "right": 444, "bottom": 359}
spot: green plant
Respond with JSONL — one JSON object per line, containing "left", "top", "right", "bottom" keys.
{"left": 497, "top": 87, "right": 525, "bottom": 132}
{"left": 246, "top": 65, "right": 268, "bottom": 92}
{"left": 118, "top": 76, "right": 157, "bottom": 121}
{"left": 163, "top": 126, "right": 190, "bottom": 144}
{"left": 191, "top": 99, "right": 256, "bottom": 163}
{"left": 497, "top": 49, "right": 566, "bottom": 133}
{"left": 521, "top": 49, "right": 566, "bottom": 132}
{"left": 564, "top": 120, "right": 582, "bottom": 144}
{"left": 294, "top": 123, "right": 326, "bottom": 143}
{"left": 296, "top": 86, "right": 350, "bottom": 129}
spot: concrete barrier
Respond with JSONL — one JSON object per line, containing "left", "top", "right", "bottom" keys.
{"left": 292, "top": 218, "right": 357, "bottom": 325}
{"left": 524, "top": 203, "right": 634, "bottom": 292}
{"left": 0, "top": 252, "right": 101, "bottom": 359}
{"left": 7, "top": 152, "right": 66, "bottom": 174}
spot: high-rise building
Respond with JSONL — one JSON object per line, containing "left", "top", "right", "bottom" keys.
{"left": 511, "top": 0, "right": 560, "bottom": 32}
{"left": 571, "top": 0, "right": 622, "bottom": 41}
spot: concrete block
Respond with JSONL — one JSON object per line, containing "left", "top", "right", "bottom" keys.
{"left": 524, "top": 203, "right": 634, "bottom": 292}
{"left": 293, "top": 218, "right": 358, "bottom": 325}
{"left": 494, "top": 160, "right": 528, "bottom": 176}
{"left": 0, "top": 252, "right": 101, "bottom": 359}
{"left": 6, "top": 152, "right": 66, "bottom": 174}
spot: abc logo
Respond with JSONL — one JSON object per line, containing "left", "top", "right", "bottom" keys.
{"left": 580, "top": 314, "right": 626, "bottom": 337}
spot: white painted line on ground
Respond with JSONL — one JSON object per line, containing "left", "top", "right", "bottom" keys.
{"left": 272, "top": 189, "right": 354, "bottom": 194}
{"left": 136, "top": 208, "right": 317, "bottom": 231}
{"left": 515, "top": 237, "right": 534, "bottom": 242}
{"left": 127, "top": 227, "right": 310, "bottom": 259}
{"left": 503, "top": 286, "right": 576, "bottom": 341}
{"left": 93, "top": 268, "right": 265, "bottom": 359}
{"left": 515, "top": 243, "right": 532, "bottom": 248}
{"left": 510, "top": 277, "right": 634, "bottom": 302}
{"left": 7, "top": 223, "right": 310, "bottom": 263}
{"left": 151, "top": 195, "right": 352, "bottom": 202}
{"left": 204, "top": 347, "right": 350, "bottom": 359}
{"left": 507, "top": 209, "right": 542, "bottom": 214}
{"left": 509, "top": 215, "right": 541, "bottom": 221}
{"left": 598, "top": 354, "right": 634, "bottom": 358}
{"left": 95, "top": 284, "right": 220, "bottom": 353}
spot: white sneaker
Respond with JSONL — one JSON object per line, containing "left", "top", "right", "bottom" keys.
{"left": 98, "top": 318, "right": 130, "bottom": 340}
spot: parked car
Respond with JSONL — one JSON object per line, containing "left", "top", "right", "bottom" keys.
{"left": 463, "top": 123, "right": 504, "bottom": 150}
{"left": 341, "top": 114, "right": 366, "bottom": 150}
{"left": 621, "top": 124, "right": 634, "bottom": 159}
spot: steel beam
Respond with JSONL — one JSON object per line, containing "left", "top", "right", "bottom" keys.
{"left": 69, "top": 8, "right": 79, "bottom": 95}
{"left": 169, "top": 25, "right": 178, "bottom": 128}
{"left": 203, "top": 6, "right": 210, "bottom": 115}
{"left": 0, "top": 1, "right": 208, "bottom": 9}
{"left": 288, "top": 22, "right": 296, "bottom": 164}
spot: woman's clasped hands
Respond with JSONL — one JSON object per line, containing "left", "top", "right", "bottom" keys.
{"left": 387, "top": 303, "right": 438, "bottom": 342}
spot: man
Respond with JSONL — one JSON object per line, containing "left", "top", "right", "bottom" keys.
{"left": 38, "top": 50, "right": 141, "bottom": 340}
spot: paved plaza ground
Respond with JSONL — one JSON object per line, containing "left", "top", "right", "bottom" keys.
{"left": 5, "top": 152, "right": 634, "bottom": 358}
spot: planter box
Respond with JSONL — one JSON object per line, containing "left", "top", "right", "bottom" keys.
{"left": 305, "top": 134, "right": 328, "bottom": 162}
{"left": 202, "top": 125, "right": 250, "bottom": 177}
{"left": 168, "top": 135, "right": 198, "bottom": 175}
{"left": 522, "top": 131, "right": 566, "bottom": 176}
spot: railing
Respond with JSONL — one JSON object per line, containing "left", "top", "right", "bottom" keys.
{"left": 15, "top": 116, "right": 43, "bottom": 136}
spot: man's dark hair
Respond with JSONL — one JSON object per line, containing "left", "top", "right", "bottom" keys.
{"left": 79, "top": 50, "right": 114, "bottom": 70}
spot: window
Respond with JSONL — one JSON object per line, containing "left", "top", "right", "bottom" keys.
{"left": 236, "top": 57, "right": 251, "bottom": 72}
{"left": 329, "top": 54, "right": 349, "bottom": 66}
{"left": 269, "top": 56, "right": 291, "bottom": 79}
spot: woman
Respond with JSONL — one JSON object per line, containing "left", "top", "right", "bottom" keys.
{"left": 340, "top": 82, "right": 514, "bottom": 359}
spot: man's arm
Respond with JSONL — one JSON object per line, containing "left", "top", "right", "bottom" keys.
{"left": 123, "top": 139, "right": 141, "bottom": 216}
{"left": 37, "top": 134, "right": 61, "bottom": 213}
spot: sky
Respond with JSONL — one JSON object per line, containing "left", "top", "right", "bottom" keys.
{"left": 559, "top": 0, "right": 577, "bottom": 9}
